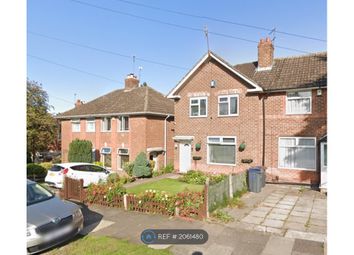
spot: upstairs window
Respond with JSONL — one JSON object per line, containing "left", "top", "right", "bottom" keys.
{"left": 190, "top": 97, "right": 207, "bottom": 117}
{"left": 71, "top": 119, "right": 80, "bottom": 132}
{"left": 101, "top": 117, "right": 111, "bottom": 132}
{"left": 119, "top": 116, "right": 129, "bottom": 131}
{"left": 218, "top": 95, "right": 239, "bottom": 116}
{"left": 86, "top": 119, "right": 95, "bottom": 132}
{"left": 286, "top": 90, "right": 312, "bottom": 114}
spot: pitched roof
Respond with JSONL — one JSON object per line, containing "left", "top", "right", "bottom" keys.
{"left": 167, "top": 51, "right": 262, "bottom": 98}
{"left": 234, "top": 52, "right": 327, "bottom": 91}
{"left": 57, "top": 86, "right": 174, "bottom": 119}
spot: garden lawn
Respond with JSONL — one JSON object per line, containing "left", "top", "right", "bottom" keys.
{"left": 126, "top": 178, "right": 204, "bottom": 195}
{"left": 46, "top": 235, "right": 172, "bottom": 255}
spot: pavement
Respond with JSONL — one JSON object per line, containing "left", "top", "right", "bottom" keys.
{"left": 76, "top": 183, "right": 326, "bottom": 255}
{"left": 222, "top": 184, "right": 327, "bottom": 243}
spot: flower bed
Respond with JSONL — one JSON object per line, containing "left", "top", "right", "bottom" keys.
{"left": 86, "top": 181, "right": 126, "bottom": 208}
{"left": 175, "top": 190, "right": 206, "bottom": 219}
{"left": 127, "top": 190, "right": 175, "bottom": 216}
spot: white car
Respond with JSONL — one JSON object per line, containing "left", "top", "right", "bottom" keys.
{"left": 45, "top": 163, "right": 110, "bottom": 188}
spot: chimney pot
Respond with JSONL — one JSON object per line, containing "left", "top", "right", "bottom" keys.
{"left": 258, "top": 37, "right": 274, "bottom": 70}
{"left": 124, "top": 74, "right": 139, "bottom": 90}
{"left": 75, "top": 99, "right": 83, "bottom": 107}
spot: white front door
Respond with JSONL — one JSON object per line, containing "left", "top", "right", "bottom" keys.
{"left": 320, "top": 142, "right": 327, "bottom": 189}
{"left": 179, "top": 143, "right": 191, "bottom": 173}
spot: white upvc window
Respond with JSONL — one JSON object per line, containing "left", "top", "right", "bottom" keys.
{"left": 71, "top": 119, "right": 80, "bottom": 132}
{"left": 101, "top": 117, "right": 111, "bottom": 132}
{"left": 286, "top": 90, "right": 312, "bottom": 114}
{"left": 117, "top": 148, "right": 129, "bottom": 169}
{"left": 218, "top": 95, "right": 239, "bottom": 116}
{"left": 86, "top": 118, "right": 95, "bottom": 132}
{"left": 207, "top": 136, "right": 236, "bottom": 165}
{"left": 118, "top": 116, "right": 129, "bottom": 132}
{"left": 278, "top": 137, "right": 316, "bottom": 170}
{"left": 190, "top": 97, "right": 207, "bottom": 117}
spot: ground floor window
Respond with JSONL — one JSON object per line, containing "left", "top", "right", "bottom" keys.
{"left": 278, "top": 137, "right": 316, "bottom": 170}
{"left": 207, "top": 136, "right": 236, "bottom": 165}
{"left": 118, "top": 148, "right": 129, "bottom": 169}
{"left": 101, "top": 147, "right": 112, "bottom": 168}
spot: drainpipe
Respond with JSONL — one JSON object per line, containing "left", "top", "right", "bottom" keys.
{"left": 164, "top": 115, "right": 170, "bottom": 167}
{"left": 262, "top": 94, "right": 267, "bottom": 167}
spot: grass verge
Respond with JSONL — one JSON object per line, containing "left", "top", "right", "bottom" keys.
{"left": 46, "top": 235, "right": 172, "bottom": 255}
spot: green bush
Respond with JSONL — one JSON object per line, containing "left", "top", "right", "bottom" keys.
{"left": 132, "top": 152, "right": 151, "bottom": 177}
{"left": 68, "top": 139, "right": 92, "bottom": 163}
{"left": 27, "top": 163, "right": 47, "bottom": 177}
{"left": 209, "top": 174, "right": 226, "bottom": 185}
{"left": 106, "top": 173, "right": 120, "bottom": 184}
{"left": 93, "top": 161, "right": 103, "bottom": 167}
{"left": 39, "top": 162, "right": 53, "bottom": 170}
{"left": 179, "top": 170, "right": 207, "bottom": 185}
{"left": 123, "top": 162, "right": 134, "bottom": 176}
{"left": 161, "top": 163, "right": 174, "bottom": 174}
{"left": 52, "top": 157, "right": 61, "bottom": 164}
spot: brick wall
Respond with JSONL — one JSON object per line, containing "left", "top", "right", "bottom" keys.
{"left": 60, "top": 115, "right": 174, "bottom": 171}
{"left": 173, "top": 59, "right": 262, "bottom": 174}
{"left": 172, "top": 58, "right": 327, "bottom": 184}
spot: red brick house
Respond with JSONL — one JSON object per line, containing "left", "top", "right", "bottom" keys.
{"left": 57, "top": 74, "right": 174, "bottom": 172}
{"left": 167, "top": 38, "right": 327, "bottom": 185}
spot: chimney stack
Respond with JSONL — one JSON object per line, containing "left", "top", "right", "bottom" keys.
{"left": 257, "top": 37, "right": 274, "bottom": 70}
{"left": 75, "top": 99, "right": 83, "bottom": 107}
{"left": 124, "top": 73, "right": 139, "bottom": 90}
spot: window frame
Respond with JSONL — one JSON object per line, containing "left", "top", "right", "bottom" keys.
{"left": 218, "top": 94, "right": 239, "bottom": 117}
{"left": 86, "top": 118, "right": 96, "bottom": 132}
{"left": 117, "top": 148, "right": 129, "bottom": 155}
{"left": 71, "top": 119, "right": 81, "bottom": 133}
{"left": 207, "top": 136, "right": 237, "bottom": 166}
{"left": 118, "top": 116, "right": 129, "bottom": 132}
{"left": 101, "top": 117, "right": 112, "bottom": 132}
{"left": 285, "top": 90, "right": 312, "bottom": 115}
{"left": 189, "top": 97, "right": 208, "bottom": 118}
{"left": 278, "top": 136, "right": 317, "bottom": 171}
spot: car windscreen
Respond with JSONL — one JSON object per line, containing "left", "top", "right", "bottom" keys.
{"left": 49, "top": 165, "right": 64, "bottom": 172}
{"left": 27, "top": 183, "right": 54, "bottom": 206}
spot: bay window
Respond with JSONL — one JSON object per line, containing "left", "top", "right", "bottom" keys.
{"left": 278, "top": 137, "right": 316, "bottom": 170}
{"left": 286, "top": 90, "right": 312, "bottom": 114}
{"left": 207, "top": 136, "right": 236, "bottom": 165}
{"left": 190, "top": 97, "right": 207, "bottom": 117}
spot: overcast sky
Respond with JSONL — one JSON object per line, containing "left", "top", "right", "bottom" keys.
{"left": 27, "top": 0, "right": 327, "bottom": 114}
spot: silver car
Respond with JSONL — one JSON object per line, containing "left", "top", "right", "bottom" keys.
{"left": 27, "top": 180, "right": 84, "bottom": 254}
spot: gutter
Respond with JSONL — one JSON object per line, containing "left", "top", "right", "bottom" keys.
{"left": 55, "top": 111, "right": 174, "bottom": 119}
{"left": 164, "top": 115, "right": 170, "bottom": 167}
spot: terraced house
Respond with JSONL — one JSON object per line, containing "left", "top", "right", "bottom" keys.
{"left": 57, "top": 74, "right": 174, "bottom": 171}
{"left": 168, "top": 38, "right": 327, "bottom": 186}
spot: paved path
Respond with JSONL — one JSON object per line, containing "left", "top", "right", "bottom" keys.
{"left": 223, "top": 184, "right": 327, "bottom": 243}
{"left": 78, "top": 202, "right": 324, "bottom": 255}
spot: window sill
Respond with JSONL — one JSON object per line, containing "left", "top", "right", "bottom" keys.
{"left": 101, "top": 131, "right": 112, "bottom": 133}
{"left": 189, "top": 116, "right": 208, "bottom": 118}
{"left": 207, "top": 162, "right": 236, "bottom": 166}
{"left": 285, "top": 112, "right": 312, "bottom": 115}
{"left": 217, "top": 114, "right": 239, "bottom": 117}
{"left": 278, "top": 167, "right": 316, "bottom": 171}
{"left": 118, "top": 130, "right": 129, "bottom": 133}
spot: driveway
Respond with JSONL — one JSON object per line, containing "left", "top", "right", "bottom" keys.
{"left": 223, "top": 184, "right": 327, "bottom": 243}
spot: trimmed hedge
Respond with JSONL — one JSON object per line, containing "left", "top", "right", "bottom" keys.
{"left": 68, "top": 139, "right": 93, "bottom": 163}
{"left": 27, "top": 163, "right": 47, "bottom": 180}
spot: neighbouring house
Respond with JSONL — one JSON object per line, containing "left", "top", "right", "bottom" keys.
{"left": 167, "top": 37, "right": 327, "bottom": 185}
{"left": 56, "top": 74, "right": 175, "bottom": 172}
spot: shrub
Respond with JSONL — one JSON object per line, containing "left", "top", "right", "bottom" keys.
{"left": 27, "top": 163, "right": 47, "bottom": 177}
{"left": 39, "top": 162, "right": 53, "bottom": 170}
{"left": 175, "top": 190, "right": 204, "bottom": 218}
{"left": 93, "top": 161, "right": 104, "bottom": 167}
{"left": 132, "top": 190, "right": 176, "bottom": 215}
{"left": 106, "top": 173, "right": 120, "bottom": 184}
{"left": 123, "top": 162, "right": 134, "bottom": 176}
{"left": 68, "top": 139, "right": 92, "bottom": 163}
{"left": 132, "top": 152, "right": 151, "bottom": 177}
{"left": 209, "top": 174, "right": 226, "bottom": 185}
{"left": 162, "top": 163, "right": 174, "bottom": 174}
{"left": 179, "top": 170, "right": 207, "bottom": 185}
{"left": 86, "top": 181, "right": 126, "bottom": 204}
{"left": 149, "top": 160, "right": 155, "bottom": 172}
{"left": 52, "top": 157, "right": 61, "bottom": 164}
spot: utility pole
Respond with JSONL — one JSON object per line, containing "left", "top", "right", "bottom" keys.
{"left": 204, "top": 25, "right": 210, "bottom": 54}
